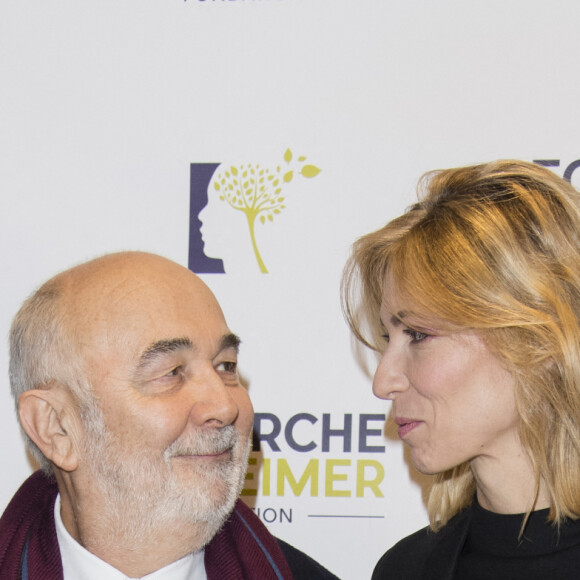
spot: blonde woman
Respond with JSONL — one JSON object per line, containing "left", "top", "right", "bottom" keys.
{"left": 342, "top": 161, "right": 580, "bottom": 579}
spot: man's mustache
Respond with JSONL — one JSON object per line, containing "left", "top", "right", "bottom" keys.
{"left": 164, "top": 426, "right": 238, "bottom": 459}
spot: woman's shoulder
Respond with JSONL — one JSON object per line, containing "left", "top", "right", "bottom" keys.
{"left": 371, "top": 524, "right": 435, "bottom": 579}
{"left": 371, "top": 508, "right": 472, "bottom": 580}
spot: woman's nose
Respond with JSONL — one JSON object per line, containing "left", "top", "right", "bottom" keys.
{"left": 372, "top": 347, "right": 409, "bottom": 400}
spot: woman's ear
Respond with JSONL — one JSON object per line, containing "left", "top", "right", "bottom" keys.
{"left": 18, "top": 386, "right": 80, "bottom": 472}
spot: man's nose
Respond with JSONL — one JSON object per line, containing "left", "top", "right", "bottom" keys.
{"left": 372, "top": 347, "right": 409, "bottom": 400}
{"left": 189, "top": 368, "right": 239, "bottom": 427}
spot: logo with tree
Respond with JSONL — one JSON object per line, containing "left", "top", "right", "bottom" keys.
{"left": 212, "top": 148, "right": 321, "bottom": 273}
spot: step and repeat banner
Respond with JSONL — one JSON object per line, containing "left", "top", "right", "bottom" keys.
{"left": 1, "top": 2, "right": 580, "bottom": 578}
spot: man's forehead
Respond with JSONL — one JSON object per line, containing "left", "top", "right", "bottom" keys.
{"left": 58, "top": 253, "right": 229, "bottom": 352}
{"left": 61, "top": 253, "right": 210, "bottom": 308}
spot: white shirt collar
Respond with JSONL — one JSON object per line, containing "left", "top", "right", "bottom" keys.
{"left": 54, "top": 495, "right": 207, "bottom": 580}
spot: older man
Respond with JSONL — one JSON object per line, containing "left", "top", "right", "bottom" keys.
{"left": 0, "top": 252, "right": 337, "bottom": 580}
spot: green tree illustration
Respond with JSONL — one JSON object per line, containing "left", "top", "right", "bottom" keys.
{"left": 213, "top": 148, "right": 321, "bottom": 273}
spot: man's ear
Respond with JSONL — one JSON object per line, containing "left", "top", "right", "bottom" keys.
{"left": 18, "top": 387, "right": 80, "bottom": 472}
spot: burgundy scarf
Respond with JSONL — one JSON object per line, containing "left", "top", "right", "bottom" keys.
{"left": 0, "top": 471, "right": 294, "bottom": 580}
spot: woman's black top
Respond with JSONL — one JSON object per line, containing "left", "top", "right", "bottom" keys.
{"left": 454, "top": 500, "right": 580, "bottom": 579}
{"left": 372, "top": 499, "right": 580, "bottom": 579}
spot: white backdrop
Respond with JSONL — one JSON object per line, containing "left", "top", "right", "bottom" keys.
{"left": 2, "top": 2, "right": 580, "bottom": 578}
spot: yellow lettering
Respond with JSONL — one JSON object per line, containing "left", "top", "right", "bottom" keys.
{"left": 356, "top": 460, "right": 384, "bottom": 497}
{"left": 277, "top": 459, "right": 319, "bottom": 496}
{"left": 325, "top": 459, "right": 351, "bottom": 497}
{"left": 262, "top": 458, "right": 271, "bottom": 496}
{"left": 241, "top": 456, "right": 258, "bottom": 496}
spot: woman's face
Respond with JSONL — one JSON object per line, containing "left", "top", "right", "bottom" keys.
{"left": 374, "top": 274, "right": 521, "bottom": 476}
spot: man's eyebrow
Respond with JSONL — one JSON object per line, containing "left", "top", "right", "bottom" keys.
{"left": 138, "top": 337, "right": 194, "bottom": 369}
{"left": 219, "top": 333, "right": 241, "bottom": 353}
{"left": 137, "top": 334, "right": 240, "bottom": 369}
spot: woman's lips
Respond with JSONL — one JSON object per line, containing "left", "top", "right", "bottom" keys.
{"left": 395, "top": 418, "right": 423, "bottom": 438}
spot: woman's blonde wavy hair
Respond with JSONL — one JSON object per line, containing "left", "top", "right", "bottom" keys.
{"left": 342, "top": 160, "right": 580, "bottom": 530}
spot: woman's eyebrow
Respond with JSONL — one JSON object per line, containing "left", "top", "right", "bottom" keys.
{"left": 388, "top": 312, "right": 408, "bottom": 327}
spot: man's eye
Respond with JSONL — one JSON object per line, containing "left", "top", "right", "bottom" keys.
{"left": 217, "top": 361, "right": 237, "bottom": 373}
{"left": 404, "top": 329, "right": 429, "bottom": 344}
{"left": 381, "top": 333, "right": 390, "bottom": 344}
{"left": 166, "top": 366, "right": 182, "bottom": 377}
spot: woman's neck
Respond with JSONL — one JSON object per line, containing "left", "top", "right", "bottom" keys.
{"left": 471, "top": 448, "right": 550, "bottom": 515}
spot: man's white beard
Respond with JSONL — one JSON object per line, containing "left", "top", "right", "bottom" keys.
{"left": 80, "top": 399, "right": 250, "bottom": 550}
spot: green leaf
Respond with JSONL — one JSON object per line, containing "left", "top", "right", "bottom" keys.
{"left": 274, "top": 209, "right": 280, "bottom": 214}
{"left": 284, "top": 148, "right": 293, "bottom": 163}
{"left": 219, "top": 195, "right": 224, "bottom": 201}
{"left": 298, "top": 156, "right": 306, "bottom": 162}
{"left": 231, "top": 166, "right": 238, "bottom": 176}
{"left": 283, "top": 171, "right": 293, "bottom": 183}
{"left": 300, "top": 165, "right": 321, "bottom": 178}
{"left": 260, "top": 215, "right": 265, "bottom": 224}
{"left": 214, "top": 182, "right": 221, "bottom": 191}
{"left": 268, "top": 214, "right": 273, "bottom": 222}
{"left": 273, "top": 179, "right": 279, "bottom": 186}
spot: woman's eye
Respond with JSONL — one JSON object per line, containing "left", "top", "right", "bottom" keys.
{"left": 404, "top": 329, "right": 429, "bottom": 344}
{"left": 404, "top": 328, "right": 429, "bottom": 344}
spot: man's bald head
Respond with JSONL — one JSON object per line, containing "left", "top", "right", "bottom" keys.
{"left": 9, "top": 252, "right": 220, "bottom": 471}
